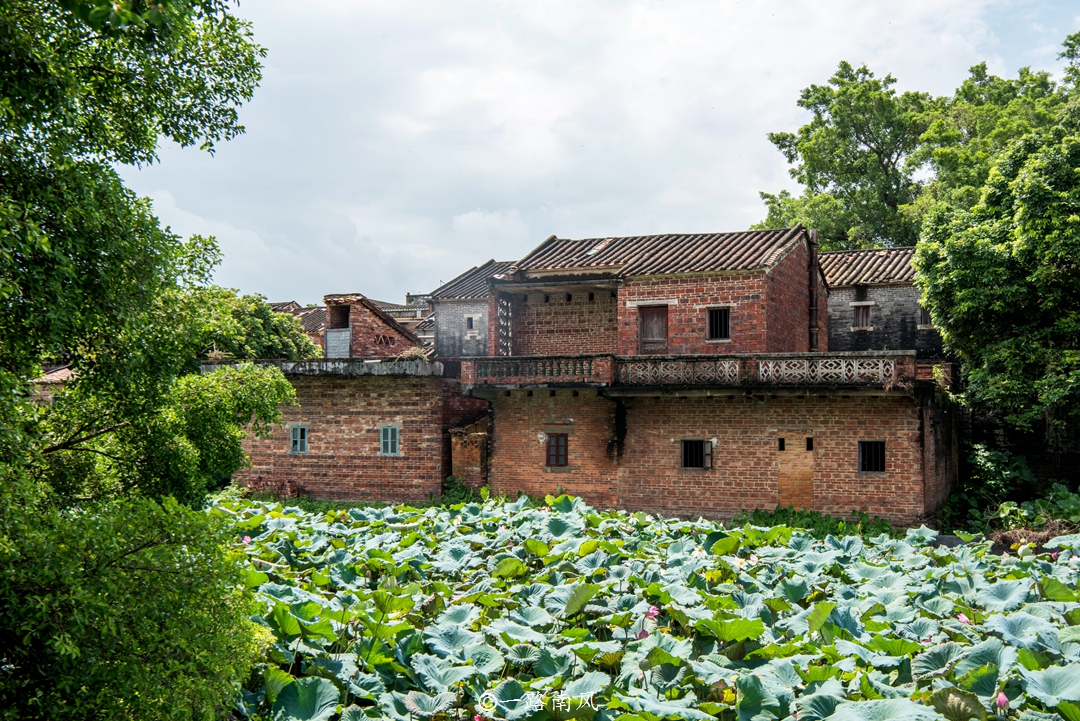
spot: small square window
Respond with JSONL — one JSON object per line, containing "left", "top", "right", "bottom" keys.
{"left": 682, "top": 440, "right": 712, "bottom": 469}
{"left": 859, "top": 440, "right": 886, "bottom": 472}
{"left": 806, "top": 437, "right": 814, "bottom": 452}
{"left": 380, "top": 425, "right": 400, "bottom": 456}
{"left": 778, "top": 437, "right": 786, "bottom": 451}
{"left": 466, "top": 316, "right": 474, "bottom": 330}
{"left": 589, "top": 292, "right": 595, "bottom": 301}
{"left": 290, "top": 425, "right": 308, "bottom": 454}
{"left": 707, "top": 307, "right": 730, "bottom": 340}
{"left": 566, "top": 293, "right": 572, "bottom": 302}
{"left": 546, "top": 434, "right": 568, "bottom": 467}
{"left": 854, "top": 305, "right": 871, "bottom": 328}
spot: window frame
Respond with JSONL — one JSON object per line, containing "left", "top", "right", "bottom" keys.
{"left": 858, "top": 440, "right": 886, "bottom": 473}
{"left": 850, "top": 301, "right": 875, "bottom": 330}
{"left": 546, "top": 433, "right": 568, "bottom": 467}
{"left": 681, "top": 439, "right": 713, "bottom": 469}
{"left": 379, "top": 425, "right": 401, "bottom": 457}
{"left": 706, "top": 306, "right": 731, "bottom": 342}
{"left": 290, "top": 424, "right": 308, "bottom": 455}
{"left": 918, "top": 305, "right": 934, "bottom": 329}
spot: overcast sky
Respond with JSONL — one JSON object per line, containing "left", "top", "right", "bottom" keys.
{"left": 118, "top": 0, "right": 1079, "bottom": 305}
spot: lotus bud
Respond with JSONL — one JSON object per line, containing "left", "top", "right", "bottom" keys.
{"left": 1052, "top": 552, "right": 1059, "bottom": 560}
{"left": 996, "top": 692, "right": 1008, "bottom": 711}
{"left": 957, "top": 613, "right": 971, "bottom": 625}
{"left": 242, "top": 536, "right": 251, "bottom": 544}
{"left": 636, "top": 629, "right": 649, "bottom": 639}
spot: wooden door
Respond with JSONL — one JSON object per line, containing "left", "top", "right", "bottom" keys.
{"left": 777, "top": 435, "right": 814, "bottom": 510}
{"left": 639, "top": 306, "right": 668, "bottom": 353}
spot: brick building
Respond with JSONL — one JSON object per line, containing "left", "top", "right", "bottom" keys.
{"left": 818, "top": 247, "right": 944, "bottom": 359}
{"left": 228, "top": 294, "right": 487, "bottom": 501}
{"left": 430, "top": 259, "right": 515, "bottom": 359}
{"left": 458, "top": 226, "right": 957, "bottom": 524}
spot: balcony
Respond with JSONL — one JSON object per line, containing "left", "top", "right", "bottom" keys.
{"left": 461, "top": 355, "right": 615, "bottom": 388}
{"left": 461, "top": 351, "right": 923, "bottom": 394}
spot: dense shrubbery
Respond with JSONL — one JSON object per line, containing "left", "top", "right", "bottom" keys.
{"left": 731, "top": 507, "right": 899, "bottom": 541}
{"left": 219, "top": 493, "right": 1080, "bottom": 721}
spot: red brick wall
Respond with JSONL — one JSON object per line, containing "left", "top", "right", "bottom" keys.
{"left": 922, "top": 402, "right": 958, "bottom": 514}
{"left": 236, "top": 375, "right": 484, "bottom": 502}
{"left": 450, "top": 418, "right": 488, "bottom": 488}
{"left": 325, "top": 300, "right": 418, "bottom": 359}
{"left": 510, "top": 290, "right": 619, "bottom": 356}
{"left": 487, "top": 389, "right": 619, "bottom": 507}
{"left": 617, "top": 273, "right": 770, "bottom": 354}
{"left": 486, "top": 391, "right": 936, "bottom": 524}
{"left": 766, "top": 241, "right": 811, "bottom": 353}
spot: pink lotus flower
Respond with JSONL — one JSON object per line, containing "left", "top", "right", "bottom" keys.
{"left": 508, "top": 541, "right": 515, "bottom": 547}
{"left": 957, "top": 613, "right": 971, "bottom": 625}
{"left": 996, "top": 692, "right": 1009, "bottom": 711}
{"left": 242, "top": 536, "right": 251, "bottom": 544}
{"left": 646, "top": 605, "right": 660, "bottom": 618}
{"left": 636, "top": 629, "right": 649, "bottom": 639}
{"left": 475, "top": 715, "right": 483, "bottom": 721}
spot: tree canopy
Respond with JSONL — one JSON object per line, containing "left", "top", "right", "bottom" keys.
{"left": 758, "top": 34, "right": 1080, "bottom": 250}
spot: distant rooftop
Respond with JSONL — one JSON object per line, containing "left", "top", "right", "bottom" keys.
{"left": 431, "top": 259, "right": 516, "bottom": 300}
{"left": 819, "top": 247, "right": 916, "bottom": 287}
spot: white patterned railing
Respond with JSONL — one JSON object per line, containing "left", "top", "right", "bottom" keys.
{"left": 617, "top": 358, "right": 741, "bottom": 386}
{"left": 756, "top": 357, "right": 896, "bottom": 385}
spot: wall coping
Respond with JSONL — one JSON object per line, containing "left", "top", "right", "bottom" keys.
{"left": 199, "top": 359, "right": 446, "bottom": 377}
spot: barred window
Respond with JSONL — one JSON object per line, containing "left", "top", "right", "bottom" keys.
{"left": 380, "top": 425, "right": 400, "bottom": 456}
{"left": 682, "top": 440, "right": 713, "bottom": 469}
{"left": 546, "top": 434, "right": 568, "bottom": 467}
{"left": 707, "top": 307, "right": 730, "bottom": 340}
{"left": 859, "top": 440, "right": 886, "bottom": 473}
{"left": 290, "top": 425, "right": 308, "bottom": 454}
{"left": 854, "top": 305, "right": 871, "bottom": 327}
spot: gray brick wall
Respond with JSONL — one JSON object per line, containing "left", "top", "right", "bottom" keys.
{"left": 827, "top": 284, "right": 944, "bottom": 358}
{"left": 434, "top": 299, "right": 489, "bottom": 358}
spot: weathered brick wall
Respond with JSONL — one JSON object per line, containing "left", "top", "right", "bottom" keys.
{"left": 348, "top": 302, "right": 418, "bottom": 358}
{"left": 487, "top": 389, "right": 619, "bottom": 507}
{"left": 616, "top": 273, "right": 770, "bottom": 354}
{"left": 434, "top": 299, "right": 489, "bottom": 358}
{"left": 511, "top": 290, "right": 619, "bottom": 356}
{"left": 828, "top": 285, "right": 944, "bottom": 359}
{"left": 922, "top": 401, "right": 958, "bottom": 514}
{"left": 236, "top": 375, "right": 484, "bottom": 502}
{"left": 766, "top": 241, "right": 812, "bottom": 353}
{"left": 486, "top": 391, "right": 944, "bottom": 524}
{"left": 450, "top": 418, "right": 488, "bottom": 488}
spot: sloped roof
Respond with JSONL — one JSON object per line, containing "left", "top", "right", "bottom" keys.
{"left": 323, "top": 293, "right": 422, "bottom": 345}
{"left": 295, "top": 306, "right": 326, "bottom": 333}
{"left": 431, "top": 259, "right": 516, "bottom": 300}
{"left": 819, "top": 247, "right": 916, "bottom": 287}
{"left": 270, "top": 300, "right": 302, "bottom": 313}
{"left": 513, "top": 226, "right": 807, "bottom": 277}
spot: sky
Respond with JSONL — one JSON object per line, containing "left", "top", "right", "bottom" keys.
{"left": 118, "top": 0, "right": 1080, "bottom": 306}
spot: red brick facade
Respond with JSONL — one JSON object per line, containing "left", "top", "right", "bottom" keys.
{"left": 485, "top": 389, "right": 948, "bottom": 524}
{"left": 511, "top": 290, "right": 619, "bottom": 356}
{"left": 325, "top": 295, "right": 419, "bottom": 359}
{"left": 236, "top": 373, "right": 487, "bottom": 502}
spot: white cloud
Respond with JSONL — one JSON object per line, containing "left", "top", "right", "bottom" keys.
{"left": 118, "top": 0, "right": 1077, "bottom": 304}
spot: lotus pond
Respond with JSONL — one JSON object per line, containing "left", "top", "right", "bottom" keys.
{"left": 210, "top": 494, "right": 1080, "bottom": 721}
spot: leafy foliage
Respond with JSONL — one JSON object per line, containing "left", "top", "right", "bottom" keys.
{"left": 914, "top": 120, "right": 1080, "bottom": 431}
{"left": 219, "top": 493, "right": 1080, "bottom": 721}
{"left": 0, "top": 489, "right": 267, "bottom": 720}
{"left": 203, "top": 288, "right": 322, "bottom": 361}
{"left": 731, "top": 506, "right": 899, "bottom": 540}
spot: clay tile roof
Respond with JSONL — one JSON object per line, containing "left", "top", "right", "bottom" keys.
{"left": 35, "top": 366, "right": 74, "bottom": 384}
{"left": 295, "top": 306, "right": 326, "bottom": 333}
{"left": 415, "top": 317, "right": 434, "bottom": 333}
{"left": 270, "top": 301, "right": 302, "bottom": 313}
{"left": 818, "top": 247, "right": 916, "bottom": 287}
{"left": 513, "top": 226, "right": 807, "bottom": 277}
{"left": 431, "top": 260, "right": 517, "bottom": 300}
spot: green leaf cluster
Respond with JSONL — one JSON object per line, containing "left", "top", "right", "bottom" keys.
{"left": 219, "top": 493, "right": 1080, "bottom": 721}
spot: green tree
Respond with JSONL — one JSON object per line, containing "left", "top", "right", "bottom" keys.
{"left": 761, "top": 62, "right": 933, "bottom": 248}
{"left": 914, "top": 118, "right": 1080, "bottom": 433}
{"left": 204, "top": 288, "right": 322, "bottom": 361}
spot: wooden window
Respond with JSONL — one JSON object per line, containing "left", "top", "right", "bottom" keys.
{"left": 682, "top": 440, "right": 712, "bottom": 469}
{"left": 707, "top": 307, "right": 730, "bottom": 340}
{"left": 854, "top": 305, "right": 871, "bottom": 328}
{"left": 920, "top": 306, "right": 932, "bottom": 327}
{"left": 639, "top": 306, "right": 668, "bottom": 353}
{"left": 859, "top": 440, "right": 886, "bottom": 472}
{"left": 546, "top": 434, "right": 568, "bottom": 467}
{"left": 290, "top": 425, "right": 308, "bottom": 454}
{"left": 380, "top": 425, "right": 400, "bottom": 456}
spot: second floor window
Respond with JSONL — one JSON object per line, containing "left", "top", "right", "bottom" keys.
{"left": 854, "top": 305, "right": 871, "bottom": 328}
{"left": 639, "top": 305, "right": 668, "bottom": 353}
{"left": 920, "top": 306, "right": 933, "bottom": 327}
{"left": 707, "top": 307, "right": 730, "bottom": 340}
{"left": 546, "top": 434, "right": 568, "bottom": 467}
